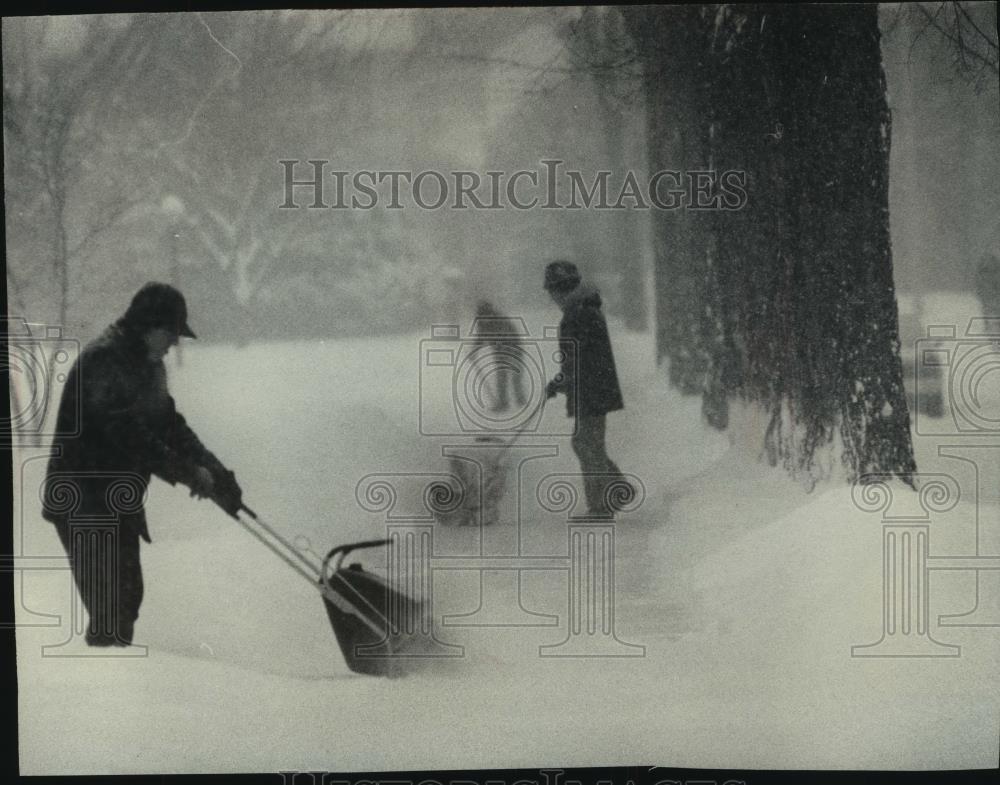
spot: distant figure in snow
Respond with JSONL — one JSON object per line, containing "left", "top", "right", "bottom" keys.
{"left": 472, "top": 299, "right": 528, "bottom": 413}
{"left": 543, "top": 260, "right": 631, "bottom": 518}
{"left": 42, "top": 282, "right": 244, "bottom": 646}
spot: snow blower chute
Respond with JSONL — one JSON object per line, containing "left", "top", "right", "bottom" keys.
{"left": 231, "top": 505, "right": 424, "bottom": 677}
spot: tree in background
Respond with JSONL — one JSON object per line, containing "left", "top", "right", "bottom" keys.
{"left": 148, "top": 11, "right": 479, "bottom": 338}
{"left": 628, "top": 4, "right": 918, "bottom": 486}
{"left": 564, "top": 7, "right": 649, "bottom": 332}
{"left": 896, "top": 1, "right": 998, "bottom": 93}
{"left": 4, "top": 11, "right": 467, "bottom": 343}
{"left": 4, "top": 16, "right": 164, "bottom": 440}
{"left": 622, "top": 6, "right": 708, "bottom": 392}
{"left": 3, "top": 15, "right": 161, "bottom": 332}
{"left": 881, "top": 3, "right": 999, "bottom": 295}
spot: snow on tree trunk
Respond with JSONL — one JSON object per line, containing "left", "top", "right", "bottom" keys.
{"left": 638, "top": 4, "right": 917, "bottom": 486}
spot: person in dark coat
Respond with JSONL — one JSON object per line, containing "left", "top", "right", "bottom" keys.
{"left": 42, "top": 282, "right": 243, "bottom": 646}
{"left": 543, "top": 260, "right": 628, "bottom": 517}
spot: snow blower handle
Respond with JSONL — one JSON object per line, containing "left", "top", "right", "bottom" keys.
{"left": 321, "top": 539, "right": 392, "bottom": 583}
{"left": 224, "top": 503, "right": 326, "bottom": 589}
{"left": 503, "top": 394, "right": 548, "bottom": 452}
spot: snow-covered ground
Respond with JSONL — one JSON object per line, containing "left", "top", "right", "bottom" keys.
{"left": 13, "top": 310, "right": 1000, "bottom": 774}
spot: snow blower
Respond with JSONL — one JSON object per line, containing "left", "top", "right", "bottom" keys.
{"left": 230, "top": 505, "right": 424, "bottom": 678}
{"left": 433, "top": 396, "right": 549, "bottom": 527}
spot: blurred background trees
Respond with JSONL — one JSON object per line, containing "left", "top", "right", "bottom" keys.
{"left": 4, "top": 5, "right": 998, "bottom": 482}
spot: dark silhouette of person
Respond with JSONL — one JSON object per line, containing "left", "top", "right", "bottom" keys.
{"left": 543, "top": 261, "right": 629, "bottom": 518}
{"left": 42, "top": 282, "right": 243, "bottom": 646}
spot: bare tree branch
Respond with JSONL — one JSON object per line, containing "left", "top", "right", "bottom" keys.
{"left": 913, "top": 2, "right": 999, "bottom": 77}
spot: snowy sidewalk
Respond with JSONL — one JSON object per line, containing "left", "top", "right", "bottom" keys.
{"left": 14, "top": 329, "right": 1000, "bottom": 773}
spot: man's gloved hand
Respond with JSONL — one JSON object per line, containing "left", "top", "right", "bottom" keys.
{"left": 545, "top": 377, "right": 561, "bottom": 400}
{"left": 189, "top": 466, "right": 215, "bottom": 499}
{"left": 211, "top": 467, "right": 244, "bottom": 517}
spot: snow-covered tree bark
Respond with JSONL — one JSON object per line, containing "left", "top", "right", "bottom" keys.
{"left": 634, "top": 4, "right": 917, "bottom": 485}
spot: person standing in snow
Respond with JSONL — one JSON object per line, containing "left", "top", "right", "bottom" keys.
{"left": 42, "top": 282, "right": 244, "bottom": 646}
{"left": 543, "top": 260, "right": 630, "bottom": 518}
{"left": 472, "top": 299, "right": 529, "bottom": 412}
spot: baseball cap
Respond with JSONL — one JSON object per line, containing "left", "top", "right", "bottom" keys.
{"left": 122, "top": 282, "right": 197, "bottom": 338}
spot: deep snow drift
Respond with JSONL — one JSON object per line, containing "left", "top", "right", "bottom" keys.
{"left": 13, "top": 311, "right": 1000, "bottom": 773}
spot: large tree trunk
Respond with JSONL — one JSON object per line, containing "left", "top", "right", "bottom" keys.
{"left": 625, "top": 5, "right": 709, "bottom": 391}
{"left": 709, "top": 4, "right": 916, "bottom": 484}
{"left": 600, "top": 95, "right": 648, "bottom": 332}
{"left": 635, "top": 4, "right": 917, "bottom": 485}
{"left": 574, "top": 7, "right": 650, "bottom": 332}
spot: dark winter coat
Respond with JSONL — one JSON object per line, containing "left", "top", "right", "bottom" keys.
{"left": 553, "top": 283, "right": 625, "bottom": 417}
{"left": 42, "top": 323, "right": 226, "bottom": 543}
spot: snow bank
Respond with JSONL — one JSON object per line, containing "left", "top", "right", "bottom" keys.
{"left": 14, "top": 324, "right": 1000, "bottom": 773}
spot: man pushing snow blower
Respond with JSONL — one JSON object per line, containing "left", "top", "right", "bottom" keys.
{"left": 42, "top": 282, "right": 244, "bottom": 647}
{"left": 543, "top": 260, "right": 632, "bottom": 519}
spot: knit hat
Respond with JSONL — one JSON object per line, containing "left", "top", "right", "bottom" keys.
{"left": 543, "top": 260, "right": 581, "bottom": 292}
